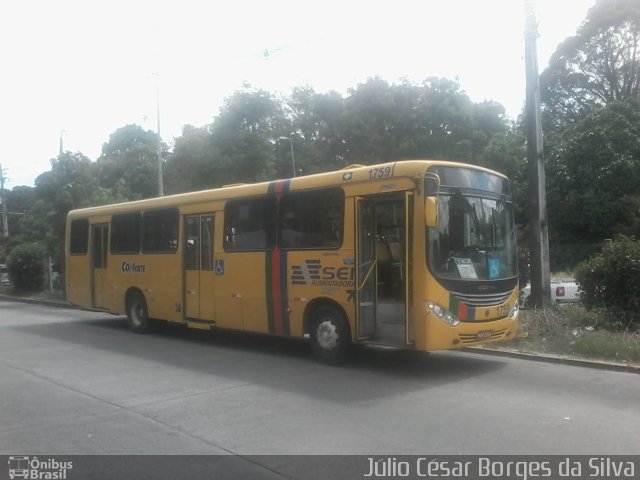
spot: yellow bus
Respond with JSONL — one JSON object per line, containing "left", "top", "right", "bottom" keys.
{"left": 65, "top": 160, "right": 519, "bottom": 362}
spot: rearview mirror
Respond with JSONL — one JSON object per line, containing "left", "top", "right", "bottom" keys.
{"left": 425, "top": 197, "right": 439, "bottom": 228}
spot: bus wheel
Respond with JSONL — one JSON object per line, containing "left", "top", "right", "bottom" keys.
{"left": 126, "top": 291, "right": 149, "bottom": 333}
{"left": 310, "top": 305, "right": 351, "bottom": 364}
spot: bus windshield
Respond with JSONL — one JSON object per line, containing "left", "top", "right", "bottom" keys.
{"left": 426, "top": 167, "right": 517, "bottom": 282}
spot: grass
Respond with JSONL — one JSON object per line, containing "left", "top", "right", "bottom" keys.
{"left": 496, "top": 305, "right": 640, "bottom": 365}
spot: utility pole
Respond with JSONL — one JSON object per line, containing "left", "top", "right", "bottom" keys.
{"left": 59, "top": 130, "right": 66, "bottom": 156}
{"left": 155, "top": 73, "right": 164, "bottom": 197}
{"left": 524, "top": 0, "right": 552, "bottom": 308}
{"left": 278, "top": 136, "right": 296, "bottom": 177}
{"left": 0, "top": 164, "right": 8, "bottom": 237}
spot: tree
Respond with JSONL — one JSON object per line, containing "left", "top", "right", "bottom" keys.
{"left": 541, "top": 0, "right": 640, "bottom": 126}
{"left": 164, "top": 124, "right": 216, "bottom": 194}
{"left": 575, "top": 235, "right": 640, "bottom": 328}
{"left": 284, "top": 86, "right": 346, "bottom": 174}
{"left": 4, "top": 186, "right": 34, "bottom": 239}
{"left": 412, "top": 77, "right": 481, "bottom": 162}
{"left": 97, "top": 124, "right": 162, "bottom": 200}
{"left": 164, "top": 86, "right": 287, "bottom": 189}
{"left": 341, "top": 77, "right": 507, "bottom": 166}
{"left": 162, "top": 78, "right": 513, "bottom": 194}
{"left": 7, "top": 243, "right": 46, "bottom": 291}
{"left": 26, "top": 152, "right": 122, "bottom": 272}
{"left": 546, "top": 98, "right": 640, "bottom": 269}
{"left": 29, "top": 153, "right": 92, "bottom": 263}
{"left": 342, "top": 77, "right": 416, "bottom": 164}
{"left": 211, "top": 86, "right": 286, "bottom": 183}
{"left": 537, "top": 0, "right": 640, "bottom": 269}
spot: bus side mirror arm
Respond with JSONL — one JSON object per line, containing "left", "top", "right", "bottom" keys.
{"left": 424, "top": 171, "right": 440, "bottom": 228}
{"left": 425, "top": 197, "right": 439, "bottom": 228}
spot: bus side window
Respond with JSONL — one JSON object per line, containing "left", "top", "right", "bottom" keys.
{"left": 224, "top": 197, "right": 276, "bottom": 251}
{"left": 279, "top": 188, "right": 344, "bottom": 250}
{"left": 111, "top": 212, "right": 141, "bottom": 254}
{"left": 69, "top": 218, "right": 89, "bottom": 255}
{"left": 142, "top": 208, "right": 179, "bottom": 253}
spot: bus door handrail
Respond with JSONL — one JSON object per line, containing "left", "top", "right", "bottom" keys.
{"left": 357, "top": 260, "right": 377, "bottom": 292}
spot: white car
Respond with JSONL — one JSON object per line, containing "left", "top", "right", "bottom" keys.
{"left": 521, "top": 280, "right": 580, "bottom": 306}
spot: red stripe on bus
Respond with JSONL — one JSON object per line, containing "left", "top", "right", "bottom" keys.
{"left": 458, "top": 301, "right": 468, "bottom": 321}
{"left": 271, "top": 247, "right": 284, "bottom": 334}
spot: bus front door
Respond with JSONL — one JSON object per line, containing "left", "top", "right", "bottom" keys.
{"left": 184, "top": 215, "right": 216, "bottom": 321}
{"left": 91, "top": 224, "right": 108, "bottom": 309}
{"left": 356, "top": 198, "right": 377, "bottom": 339}
{"left": 356, "top": 193, "right": 411, "bottom": 346}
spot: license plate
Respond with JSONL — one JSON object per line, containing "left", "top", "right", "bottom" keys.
{"left": 476, "top": 330, "right": 492, "bottom": 340}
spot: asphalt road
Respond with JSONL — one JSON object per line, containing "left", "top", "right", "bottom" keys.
{"left": 1, "top": 300, "right": 639, "bottom": 462}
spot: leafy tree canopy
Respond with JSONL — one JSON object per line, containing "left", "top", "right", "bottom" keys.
{"left": 541, "top": 0, "right": 640, "bottom": 125}
{"left": 101, "top": 124, "right": 159, "bottom": 156}
{"left": 163, "top": 78, "right": 511, "bottom": 192}
{"left": 97, "top": 124, "right": 162, "bottom": 200}
{"left": 546, "top": 98, "right": 640, "bottom": 268}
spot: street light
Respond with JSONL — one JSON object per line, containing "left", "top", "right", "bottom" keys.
{"left": 278, "top": 136, "right": 296, "bottom": 178}
{"left": 154, "top": 72, "right": 164, "bottom": 197}
{"left": 0, "top": 164, "right": 8, "bottom": 237}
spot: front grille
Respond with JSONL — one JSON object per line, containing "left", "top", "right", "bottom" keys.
{"left": 459, "top": 329, "right": 507, "bottom": 344}
{"left": 451, "top": 290, "right": 512, "bottom": 307}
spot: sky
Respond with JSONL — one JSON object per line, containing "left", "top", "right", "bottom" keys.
{"left": 0, "top": 0, "right": 597, "bottom": 189}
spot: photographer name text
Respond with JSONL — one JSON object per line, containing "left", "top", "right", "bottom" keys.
{"left": 364, "top": 457, "right": 635, "bottom": 479}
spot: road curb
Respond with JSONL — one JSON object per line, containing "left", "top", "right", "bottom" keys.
{"left": 465, "top": 346, "right": 640, "bottom": 374}
{"left": 2, "top": 294, "right": 638, "bottom": 373}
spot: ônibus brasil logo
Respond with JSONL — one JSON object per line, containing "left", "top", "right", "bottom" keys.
{"left": 8, "top": 456, "right": 73, "bottom": 480}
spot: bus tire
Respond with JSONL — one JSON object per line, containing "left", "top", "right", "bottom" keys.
{"left": 126, "top": 291, "right": 150, "bottom": 333}
{"left": 310, "top": 305, "right": 351, "bottom": 364}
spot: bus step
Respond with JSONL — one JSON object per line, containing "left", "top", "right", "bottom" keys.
{"left": 186, "top": 321, "right": 214, "bottom": 331}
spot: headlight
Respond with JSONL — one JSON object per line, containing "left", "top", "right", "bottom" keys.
{"left": 425, "top": 301, "right": 460, "bottom": 326}
{"left": 508, "top": 301, "right": 519, "bottom": 320}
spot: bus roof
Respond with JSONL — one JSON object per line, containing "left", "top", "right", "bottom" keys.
{"left": 67, "top": 159, "right": 507, "bottom": 218}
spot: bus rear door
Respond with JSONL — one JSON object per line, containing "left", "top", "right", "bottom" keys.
{"left": 91, "top": 224, "right": 109, "bottom": 309}
{"left": 184, "top": 214, "right": 216, "bottom": 321}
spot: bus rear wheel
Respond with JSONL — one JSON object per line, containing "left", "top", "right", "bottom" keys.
{"left": 310, "top": 305, "right": 351, "bottom": 364}
{"left": 126, "top": 291, "right": 150, "bottom": 333}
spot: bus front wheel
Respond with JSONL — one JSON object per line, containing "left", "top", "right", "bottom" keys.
{"left": 126, "top": 291, "right": 149, "bottom": 333}
{"left": 310, "top": 305, "right": 351, "bottom": 364}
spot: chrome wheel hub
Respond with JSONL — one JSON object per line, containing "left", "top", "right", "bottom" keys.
{"left": 131, "top": 303, "right": 144, "bottom": 326}
{"left": 317, "top": 320, "right": 339, "bottom": 350}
